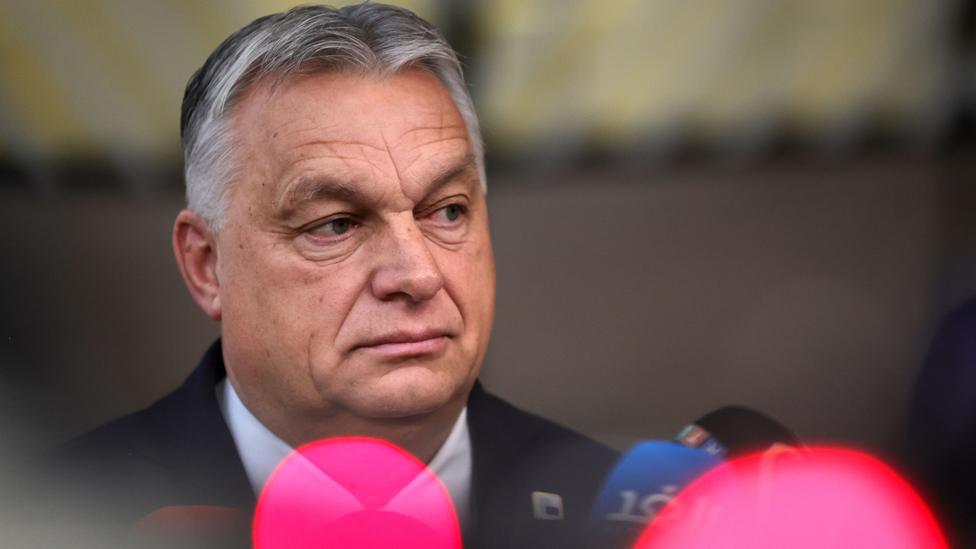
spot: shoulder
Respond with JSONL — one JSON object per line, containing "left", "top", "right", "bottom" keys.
{"left": 55, "top": 394, "right": 176, "bottom": 466}
{"left": 469, "top": 384, "right": 617, "bottom": 467}
{"left": 466, "top": 384, "right": 620, "bottom": 547}
{"left": 46, "top": 342, "right": 252, "bottom": 519}
{"left": 41, "top": 397, "right": 199, "bottom": 542}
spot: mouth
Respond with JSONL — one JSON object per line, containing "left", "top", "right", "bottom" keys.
{"left": 354, "top": 330, "right": 451, "bottom": 358}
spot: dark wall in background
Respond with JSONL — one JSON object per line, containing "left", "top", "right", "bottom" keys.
{"left": 1, "top": 153, "right": 974, "bottom": 462}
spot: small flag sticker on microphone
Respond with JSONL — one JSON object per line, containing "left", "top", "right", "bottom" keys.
{"left": 531, "top": 491, "right": 564, "bottom": 520}
{"left": 675, "top": 425, "right": 726, "bottom": 457}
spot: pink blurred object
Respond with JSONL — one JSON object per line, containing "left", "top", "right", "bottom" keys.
{"left": 635, "top": 446, "right": 946, "bottom": 549}
{"left": 253, "top": 437, "right": 461, "bottom": 549}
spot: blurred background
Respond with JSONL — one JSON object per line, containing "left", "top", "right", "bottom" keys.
{"left": 2, "top": 0, "right": 976, "bottom": 522}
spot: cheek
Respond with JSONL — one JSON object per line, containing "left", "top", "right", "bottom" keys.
{"left": 437, "top": 239, "right": 496, "bottom": 327}
{"left": 220, "top": 235, "right": 363, "bottom": 345}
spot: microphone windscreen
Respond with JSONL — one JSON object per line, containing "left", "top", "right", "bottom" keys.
{"left": 676, "top": 405, "right": 801, "bottom": 458}
{"left": 589, "top": 441, "right": 721, "bottom": 546}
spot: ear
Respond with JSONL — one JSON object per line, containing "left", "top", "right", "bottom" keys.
{"left": 173, "top": 209, "right": 222, "bottom": 320}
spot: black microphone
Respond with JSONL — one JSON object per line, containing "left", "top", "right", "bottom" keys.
{"left": 674, "top": 404, "right": 802, "bottom": 458}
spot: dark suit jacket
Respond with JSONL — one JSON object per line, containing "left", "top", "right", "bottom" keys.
{"left": 51, "top": 341, "right": 618, "bottom": 548}
{"left": 908, "top": 297, "right": 976, "bottom": 547}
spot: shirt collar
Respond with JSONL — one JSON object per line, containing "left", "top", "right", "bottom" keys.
{"left": 216, "top": 378, "right": 472, "bottom": 528}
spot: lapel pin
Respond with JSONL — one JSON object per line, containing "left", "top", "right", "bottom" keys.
{"left": 531, "top": 491, "right": 564, "bottom": 520}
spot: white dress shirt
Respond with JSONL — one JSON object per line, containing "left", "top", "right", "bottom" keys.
{"left": 216, "top": 379, "right": 472, "bottom": 531}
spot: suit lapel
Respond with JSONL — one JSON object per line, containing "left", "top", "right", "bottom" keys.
{"left": 149, "top": 340, "right": 256, "bottom": 511}
{"left": 468, "top": 382, "right": 577, "bottom": 548}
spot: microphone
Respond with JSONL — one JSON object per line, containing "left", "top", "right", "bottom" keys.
{"left": 588, "top": 441, "right": 721, "bottom": 545}
{"left": 631, "top": 409, "right": 945, "bottom": 548}
{"left": 588, "top": 405, "right": 802, "bottom": 547}
{"left": 674, "top": 405, "right": 802, "bottom": 458}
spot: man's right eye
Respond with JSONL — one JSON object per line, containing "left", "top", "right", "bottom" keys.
{"left": 307, "top": 217, "right": 358, "bottom": 238}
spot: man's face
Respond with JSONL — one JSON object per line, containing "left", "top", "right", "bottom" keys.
{"left": 214, "top": 69, "right": 495, "bottom": 427}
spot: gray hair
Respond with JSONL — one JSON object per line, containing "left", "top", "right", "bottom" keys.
{"left": 180, "top": 3, "right": 484, "bottom": 230}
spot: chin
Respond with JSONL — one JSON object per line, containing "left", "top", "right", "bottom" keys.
{"left": 348, "top": 367, "right": 467, "bottom": 419}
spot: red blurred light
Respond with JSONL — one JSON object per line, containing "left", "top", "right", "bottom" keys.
{"left": 635, "top": 446, "right": 946, "bottom": 549}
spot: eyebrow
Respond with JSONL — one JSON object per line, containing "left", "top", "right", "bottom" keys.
{"left": 275, "top": 153, "right": 478, "bottom": 217}
{"left": 275, "top": 175, "right": 363, "bottom": 217}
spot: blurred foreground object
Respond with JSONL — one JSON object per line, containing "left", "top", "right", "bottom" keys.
{"left": 253, "top": 438, "right": 461, "bottom": 549}
{"left": 636, "top": 447, "right": 946, "bottom": 549}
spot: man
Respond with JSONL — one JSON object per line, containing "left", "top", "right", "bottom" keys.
{"left": 54, "top": 4, "right": 617, "bottom": 548}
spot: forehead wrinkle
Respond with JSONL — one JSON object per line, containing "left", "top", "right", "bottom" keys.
{"left": 403, "top": 134, "right": 469, "bottom": 157}
{"left": 286, "top": 138, "right": 389, "bottom": 159}
{"left": 394, "top": 117, "right": 468, "bottom": 153}
{"left": 384, "top": 120, "right": 469, "bottom": 180}
{"left": 409, "top": 153, "right": 479, "bottom": 202}
{"left": 271, "top": 150, "right": 388, "bottom": 214}
{"left": 397, "top": 123, "right": 468, "bottom": 139}
{"left": 377, "top": 130, "right": 411, "bottom": 209}
{"left": 269, "top": 136, "right": 391, "bottom": 199}
{"left": 360, "top": 150, "right": 406, "bottom": 210}
{"left": 392, "top": 136, "right": 471, "bottom": 184}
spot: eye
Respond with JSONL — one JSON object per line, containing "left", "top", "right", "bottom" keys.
{"left": 307, "top": 217, "right": 358, "bottom": 238}
{"left": 431, "top": 204, "right": 466, "bottom": 224}
{"left": 443, "top": 204, "right": 463, "bottom": 221}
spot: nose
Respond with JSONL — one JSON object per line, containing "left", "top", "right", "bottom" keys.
{"left": 369, "top": 215, "right": 444, "bottom": 302}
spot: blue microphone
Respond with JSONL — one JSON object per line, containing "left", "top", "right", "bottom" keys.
{"left": 588, "top": 406, "right": 802, "bottom": 547}
{"left": 588, "top": 441, "right": 721, "bottom": 546}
